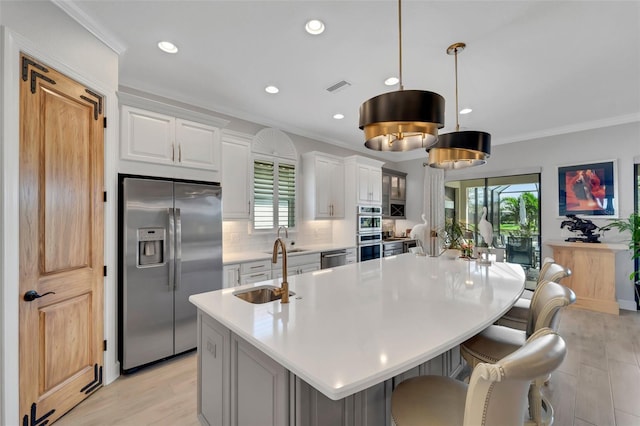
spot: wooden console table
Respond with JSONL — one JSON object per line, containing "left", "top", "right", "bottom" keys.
{"left": 545, "top": 240, "right": 627, "bottom": 315}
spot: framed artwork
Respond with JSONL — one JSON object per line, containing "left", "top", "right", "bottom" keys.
{"left": 558, "top": 160, "right": 617, "bottom": 218}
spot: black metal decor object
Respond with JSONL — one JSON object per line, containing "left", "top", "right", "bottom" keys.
{"left": 80, "top": 363, "right": 103, "bottom": 394}
{"left": 81, "top": 88, "right": 103, "bottom": 121}
{"left": 560, "top": 214, "right": 601, "bottom": 243}
{"left": 79, "top": 95, "right": 99, "bottom": 120}
{"left": 22, "top": 402, "right": 55, "bottom": 426}
{"left": 21, "top": 56, "right": 57, "bottom": 94}
{"left": 21, "top": 56, "right": 48, "bottom": 81}
{"left": 29, "top": 71, "right": 56, "bottom": 95}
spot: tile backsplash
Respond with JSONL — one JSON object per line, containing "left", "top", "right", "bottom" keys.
{"left": 223, "top": 220, "right": 334, "bottom": 253}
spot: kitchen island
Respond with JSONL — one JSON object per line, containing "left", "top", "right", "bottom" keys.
{"left": 189, "top": 253, "right": 525, "bottom": 426}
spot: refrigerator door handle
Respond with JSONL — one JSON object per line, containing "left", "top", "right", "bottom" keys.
{"left": 168, "top": 208, "right": 175, "bottom": 291}
{"left": 175, "top": 208, "right": 182, "bottom": 290}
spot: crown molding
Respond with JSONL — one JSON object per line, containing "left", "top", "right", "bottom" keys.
{"left": 494, "top": 113, "right": 640, "bottom": 146}
{"left": 52, "top": 0, "right": 127, "bottom": 55}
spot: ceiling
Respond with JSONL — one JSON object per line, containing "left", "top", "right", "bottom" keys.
{"left": 58, "top": 1, "right": 640, "bottom": 162}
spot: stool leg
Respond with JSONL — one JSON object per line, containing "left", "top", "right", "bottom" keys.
{"left": 527, "top": 377, "right": 553, "bottom": 426}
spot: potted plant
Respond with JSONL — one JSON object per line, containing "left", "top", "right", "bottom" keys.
{"left": 601, "top": 212, "right": 640, "bottom": 307}
{"left": 441, "top": 218, "right": 468, "bottom": 258}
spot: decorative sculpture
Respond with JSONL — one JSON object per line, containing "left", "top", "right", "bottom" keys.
{"left": 560, "top": 214, "right": 601, "bottom": 243}
{"left": 410, "top": 214, "right": 428, "bottom": 254}
{"left": 478, "top": 206, "right": 493, "bottom": 247}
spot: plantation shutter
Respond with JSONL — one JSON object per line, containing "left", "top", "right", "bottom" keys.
{"left": 254, "top": 160, "right": 275, "bottom": 229}
{"left": 253, "top": 159, "right": 296, "bottom": 230}
{"left": 278, "top": 162, "right": 296, "bottom": 228}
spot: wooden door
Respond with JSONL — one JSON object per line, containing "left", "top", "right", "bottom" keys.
{"left": 19, "top": 53, "right": 105, "bottom": 425}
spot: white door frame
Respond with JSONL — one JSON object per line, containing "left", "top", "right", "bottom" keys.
{"left": 1, "top": 27, "right": 120, "bottom": 425}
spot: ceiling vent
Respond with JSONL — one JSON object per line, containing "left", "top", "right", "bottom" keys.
{"left": 326, "top": 80, "right": 351, "bottom": 93}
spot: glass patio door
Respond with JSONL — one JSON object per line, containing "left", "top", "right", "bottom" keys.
{"left": 445, "top": 173, "right": 541, "bottom": 281}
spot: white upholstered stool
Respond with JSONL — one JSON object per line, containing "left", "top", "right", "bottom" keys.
{"left": 460, "top": 281, "right": 575, "bottom": 425}
{"left": 496, "top": 261, "right": 571, "bottom": 331}
{"left": 391, "top": 329, "right": 567, "bottom": 426}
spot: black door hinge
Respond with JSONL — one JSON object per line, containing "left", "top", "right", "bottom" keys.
{"left": 103, "top": 117, "right": 107, "bottom": 128}
{"left": 103, "top": 266, "right": 107, "bottom": 277}
{"left": 103, "top": 191, "right": 107, "bottom": 202}
{"left": 103, "top": 340, "right": 107, "bottom": 351}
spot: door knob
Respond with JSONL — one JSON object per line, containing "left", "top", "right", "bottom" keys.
{"left": 23, "top": 290, "right": 56, "bottom": 302}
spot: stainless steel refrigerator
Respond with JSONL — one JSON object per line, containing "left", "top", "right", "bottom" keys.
{"left": 118, "top": 175, "right": 222, "bottom": 372}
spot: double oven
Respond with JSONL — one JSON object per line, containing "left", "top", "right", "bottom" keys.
{"left": 357, "top": 205, "right": 382, "bottom": 262}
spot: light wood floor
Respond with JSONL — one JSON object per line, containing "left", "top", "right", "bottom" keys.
{"left": 56, "top": 307, "right": 640, "bottom": 426}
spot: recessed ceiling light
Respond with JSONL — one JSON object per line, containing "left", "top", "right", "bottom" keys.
{"left": 305, "top": 19, "right": 325, "bottom": 35}
{"left": 265, "top": 85, "right": 279, "bottom": 94}
{"left": 333, "top": 113, "right": 344, "bottom": 120}
{"left": 384, "top": 77, "right": 399, "bottom": 86}
{"left": 157, "top": 41, "right": 178, "bottom": 54}
{"left": 460, "top": 108, "right": 473, "bottom": 114}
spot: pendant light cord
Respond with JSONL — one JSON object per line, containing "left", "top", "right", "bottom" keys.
{"left": 398, "top": 0, "right": 404, "bottom": 91}
{"left": 454, "top": 47, "right": 460, "bottom": 132}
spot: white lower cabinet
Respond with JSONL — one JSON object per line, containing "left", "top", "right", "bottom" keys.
{"left": 239, "top": 259, "right": 272, "bottom": 284}
{"left": 223, "top": 264, "right": 241, "bottom": 288}
{"left": 272, "top": 253, "right": 320, "bottom": 278}
{"left": 198, "top": 312, "right": 466, "bottom": 426}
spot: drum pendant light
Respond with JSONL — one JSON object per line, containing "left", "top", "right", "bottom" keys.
{"left": 359, "top": 0, "right": 445, "bottom": 152}
{"left": 427, "top": 43, "right": 491, "bottom": 169}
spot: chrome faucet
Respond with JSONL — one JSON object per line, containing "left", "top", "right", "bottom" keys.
{"left": 277, "top": 226, "right": 288, "bottom": 239}
{"left": 271, "top": 238, "right": 289, "bottom": 304}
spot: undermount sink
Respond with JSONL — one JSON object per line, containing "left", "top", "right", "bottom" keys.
{"left": 233, "top": 285, "right": 296, "bottom": 304}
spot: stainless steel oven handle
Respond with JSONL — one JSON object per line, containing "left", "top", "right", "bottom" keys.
{"left": 323, "top": 253, "right": 347, "bottom": 258}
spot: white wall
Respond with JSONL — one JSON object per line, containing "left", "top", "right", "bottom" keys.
{"left": 400, "top": 122, "right": 640, "bottom": 309}
{"left": 0, "top": 1, "right": 119, "bottom": 423}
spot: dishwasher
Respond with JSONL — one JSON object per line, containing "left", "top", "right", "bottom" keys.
{"left": 321, "top": 249, "right": 348, "bottom": 269}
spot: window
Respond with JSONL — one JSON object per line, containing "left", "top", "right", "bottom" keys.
{"left": 253, "top": 158, "right": 296, "bottom": 230}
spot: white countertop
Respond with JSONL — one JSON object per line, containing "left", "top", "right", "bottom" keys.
{"left": 190, "top": 254, "right": 525, "bottom": 400}
{"left": 223, "top": 242, "right": 355, "bottom": 264}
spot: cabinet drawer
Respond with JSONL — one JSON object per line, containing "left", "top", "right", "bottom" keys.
{"left": 240, "top": 271, "right": 271, "bottom": 284}
{"left": 240, "top": 260, "right": 271, "bottom": 275}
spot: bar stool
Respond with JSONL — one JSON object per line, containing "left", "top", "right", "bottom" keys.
{"left": 460, "top": 280, "right": 575, "bottom": 425}
{"left": 391, "top": 329, "right": 567, "bottom": 426}
{"left": 496, "top": 262, "right": 572, "bottom": 331}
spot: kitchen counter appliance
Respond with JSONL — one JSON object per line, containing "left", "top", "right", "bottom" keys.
{"left": 118, "top": 175, "right": 222, "bottom": 372}
{"left": 321, "top": 249, "right": 348, "bottom": 269}
{"left": 357, "top": 205, "right": 383, "bottom": 262}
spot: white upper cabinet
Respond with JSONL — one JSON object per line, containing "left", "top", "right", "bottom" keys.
{"left": 302, "top": 152, "right": 344, "bottom": 219}
{"left": 121, "top": 106, "right": 175, "bottom": 165}
{"left": 356, "top": 163, "right": 382, "bottom": 205}
{"left": 221, "top": 130, "right": 252, "bottom": 219}
{"left": 118, "top": 92, "right": 229, "bottom": 181}
{"left": 121, "top": 105, "right": 221, "bottom": 172}
{"left": 344, "top": 156, "right": 385, "bottom": 208}
{"left": 175, "top": 119, "right": 221, "bottom": 171}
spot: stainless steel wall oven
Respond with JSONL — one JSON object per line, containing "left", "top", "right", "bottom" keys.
{"left": 357, "top": 205, "right": 383, "bottom": 262}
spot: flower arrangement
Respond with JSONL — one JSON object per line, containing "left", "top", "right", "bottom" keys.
{"left": 460, "top": 239, "right": 474, "bottom": 258}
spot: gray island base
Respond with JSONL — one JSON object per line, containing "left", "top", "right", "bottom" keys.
{"left": 190, "top": 254, "right": 525, "bottom": 426}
